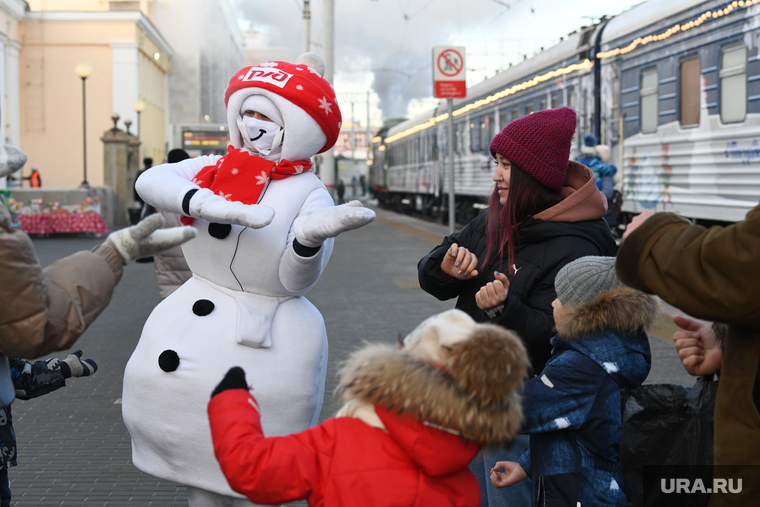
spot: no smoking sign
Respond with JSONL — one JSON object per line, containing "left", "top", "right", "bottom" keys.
{"left": 433, "top": 46, "right": 466, "bottom": 98}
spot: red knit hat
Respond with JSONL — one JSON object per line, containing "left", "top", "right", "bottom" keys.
{"left": 489, "top": 107, "right": 576, "bottom": 190}
{"left": 224, "top": 58, "right": 342, "bottom": 155}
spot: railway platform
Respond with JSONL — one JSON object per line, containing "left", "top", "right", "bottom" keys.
{"left": 10, "top": 204, "right": 695, "bottom": 506}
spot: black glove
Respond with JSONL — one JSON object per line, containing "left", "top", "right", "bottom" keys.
{"left": 211, "top": 367, "right": 248, "bottom": 398}
{"left": 59, "top": 350, "right": 98, "bottom": 379}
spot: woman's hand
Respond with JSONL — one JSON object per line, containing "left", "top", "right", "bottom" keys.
{"left": 441, "top": 243, "right": 479, "bottom": 280}
{"left": 476, "top": 271, "right": 510, "bottom": 310}
{"left": 673, "top": 315, "right": 723, "bottom": 376}
{"left": 490, "top": 461, "right": 527, "bottom": 488}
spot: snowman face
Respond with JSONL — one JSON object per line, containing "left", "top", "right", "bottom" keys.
{"left": 239, "top": 110, "right": 283, "bottom": 155}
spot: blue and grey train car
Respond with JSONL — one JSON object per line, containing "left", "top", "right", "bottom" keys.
{"left": 373, "top": 22, "right": 604, "bottom": 223}
{"left": 373, "top": 0, "right": 760, "bottom": 225}
{"left": 598, "top": 0, "right": 760, "bottom": 222}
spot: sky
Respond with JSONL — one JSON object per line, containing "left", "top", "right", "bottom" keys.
{"left": 233, "top": 0, "right": 647, "bottom": 128}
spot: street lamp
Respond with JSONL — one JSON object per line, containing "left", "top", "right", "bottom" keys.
{"left": 133, "top": 99, "right": 146, "bottom": 161}
{"left": 75, "top": 62, "right": 93, "bottom": 188}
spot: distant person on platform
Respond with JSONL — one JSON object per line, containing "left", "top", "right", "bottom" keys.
{"left": 21, "top": 166, "right": 41, "bottom": 188}
{"left": 351, "top": 175, "right": 358, "bottom": 197}
{"left": 0, "top": 142, "right": 196, "bottom": 358}
{"left": 337, "top": 179, "right": 346, "bottom": 204}
{"left": 575, "top": 135, "right": 617, "bottom": 230}
{"left": 153, "top": 148, "right": 194, "bottom": 300}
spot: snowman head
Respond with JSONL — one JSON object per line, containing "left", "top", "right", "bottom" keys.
{"left": 225, "top": 53, "right": 342, "bottom": 162}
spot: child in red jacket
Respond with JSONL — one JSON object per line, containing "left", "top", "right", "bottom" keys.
{"left": 208, "top": 309, "right": 528, "bottom": 506}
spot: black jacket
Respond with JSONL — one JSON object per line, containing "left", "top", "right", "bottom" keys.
{"left": 418, "top": 212, "right": 616, "bottom": 374}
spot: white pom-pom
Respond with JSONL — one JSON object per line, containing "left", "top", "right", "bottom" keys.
{"left": 295, "top": 52, "right": 326, "bottom": 78}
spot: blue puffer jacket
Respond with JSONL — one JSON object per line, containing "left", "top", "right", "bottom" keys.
{"left": 517, "top": 287, "right": 660, "bottom": 507}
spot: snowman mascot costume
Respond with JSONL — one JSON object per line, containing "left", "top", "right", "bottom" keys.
{"left": 124, "top": 53, "right": 375, "bottom": 506}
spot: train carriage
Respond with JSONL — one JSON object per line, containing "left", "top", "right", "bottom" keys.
{"left": 371, "top": 0, "right": 760, "bottom": 226}
{"left": 599, "top": 0, "right": 760, "bottom": 222}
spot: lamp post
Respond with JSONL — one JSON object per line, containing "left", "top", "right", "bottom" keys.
{"left": 133, "top": 99, "right": 146, "bottom": 161}
{"left": 75, "top": 62, "right": 93, "bottom": 188}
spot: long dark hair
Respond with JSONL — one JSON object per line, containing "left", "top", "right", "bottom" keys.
{"left": 484, "top": 164, "right": 562, "bottom": 275}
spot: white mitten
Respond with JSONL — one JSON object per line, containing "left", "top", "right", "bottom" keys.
{"left": 0, "top": 144, "right": 28, "bottom": 178}
{"left": 105, "top": 213, "right": 197, "bottom": 265}
{"left": 294, "top": 200, "right": 376, "bottom": 248}
{"left": 186, "top": 188, "right": 275, "bottom": 229}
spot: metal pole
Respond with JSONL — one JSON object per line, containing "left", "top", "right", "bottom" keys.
{"left": 302, "top": 0, "right": 311, "bottom": 54}
{"left": 350, "top": 102, "right": 355, "bottom": 161}
{"left": 366, "top": 90, "right": 371, "bottom": 160}
{"left": 81, "top": 77, "right": 89, "bottom": 188}
{"left": 321, "top": 0, "right": 336, "bottom": 200}
{"left": 447, "top": 98, "right": 455, "bottom": 234}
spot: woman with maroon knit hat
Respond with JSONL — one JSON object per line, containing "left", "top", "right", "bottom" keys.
{"left": 418, "top": 106, "right": 616, "bottom": 507}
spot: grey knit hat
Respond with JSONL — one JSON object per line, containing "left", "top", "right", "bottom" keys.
{"left": 555, "top": 256, "right": 621, "bottom": 307}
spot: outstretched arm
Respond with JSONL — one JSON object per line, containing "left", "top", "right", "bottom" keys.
{"left": 208, "top": 368, "right": 323, "bottom": 505}
{"left": 617, "top": 207, "right": 760, "bottom": 327}
{"left": 135, "top": 156, "right": 218, "bottom": 214}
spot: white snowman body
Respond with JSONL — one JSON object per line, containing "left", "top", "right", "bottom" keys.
{"left": 122, "top": 154, "right": 335, "bottom": 496}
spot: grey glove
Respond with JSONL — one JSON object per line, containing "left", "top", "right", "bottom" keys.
{"left": 0, "top": 144, "right": 28, "bottom": 178}
{"left": 293, "top": 200, "right": 376, "bottom": 248}
{"left": 105, "top": 213, "right": 197, "bottom": 265}
{"left": 53, "top": 350, "right": 97, "bottom": 379}
{"left": 185, "top": 188, "right": 275, "bottom": 229}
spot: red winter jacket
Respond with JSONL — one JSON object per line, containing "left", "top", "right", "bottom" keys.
{"left": 208, "top": 389, "right": 482, "bottom": 507}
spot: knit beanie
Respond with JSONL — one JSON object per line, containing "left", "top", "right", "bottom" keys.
{"left": 583, "top": 133, "right": 597, "bottom": 147}
{"left": 489, "top": 107, "right": 576, "bottom": 190}
{"left": 554, "top": 256, "right": 621, "bottom": 307}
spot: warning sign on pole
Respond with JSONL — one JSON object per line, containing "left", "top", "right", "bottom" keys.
{"left": 433, "top": 46, "right": 466, "bottom": 99}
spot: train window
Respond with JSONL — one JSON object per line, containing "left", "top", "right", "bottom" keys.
{"left": 539, "top": 98, "right": 547, "bottom": 110}
{"left": 551, "top": 93, "right": 559, "bottom": 109}
{"left": 640, "top": 68, "right": 659, "bottom": 133}
{"left": 525, "top": 102, "right": 534, "bottom": 115}
{"left": 680, "top": 57, "right": 700, "bottom": 127}
{"left": 511, "top": 107, "right": 519, "bottom": 120}
{"left": 720, "top": 43, "right": 747, "bottom": 124}
{"left": 470, "top": 121, "right": 477, "bottom": 154}
{"left": 455, "top": 124, "right": 463, "bottom": 154}
{"left": 483, "top": 114, "right": 493, "bottom": 152}
{"left": 568, "top": 89, "right": 577, "bottom": 110}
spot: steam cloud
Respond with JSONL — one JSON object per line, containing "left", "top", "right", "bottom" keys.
{"left": 233, "top": 0, "right": 503, "bottom": 119}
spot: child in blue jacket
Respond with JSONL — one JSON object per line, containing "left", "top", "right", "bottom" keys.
{"left": 490, "top": 256, "right": 660, "bottom": 507}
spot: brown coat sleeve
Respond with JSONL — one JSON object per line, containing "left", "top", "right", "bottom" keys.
{"left": 0, "top": 205, "right": 124, "bottom": 359}
{"left": 616, "top": 205, "right": 760, "bottom": 329}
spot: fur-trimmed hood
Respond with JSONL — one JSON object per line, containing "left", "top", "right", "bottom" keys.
{"left": 556, "top": 286, "right": 661, "bottom": 338}
{"left": 338, "top": 311, "right": 528, "bottom": 447}
{"left": 553, "top": 286, "right": 660, "bottom": 388}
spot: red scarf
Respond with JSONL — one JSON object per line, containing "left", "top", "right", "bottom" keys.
{"left": 180, "top": 145, "right": 313, "bottom": 225}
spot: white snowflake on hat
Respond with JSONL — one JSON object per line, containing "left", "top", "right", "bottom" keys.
{"left": 318, "top": 97, "right": 333, "bottom": 115}
{"left": 217, "top": 191, "right": 232, "bottom": 200}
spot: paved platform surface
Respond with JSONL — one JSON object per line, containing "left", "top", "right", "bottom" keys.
{"left": 10, "top": 205, "right": 696, "bottom": 506}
